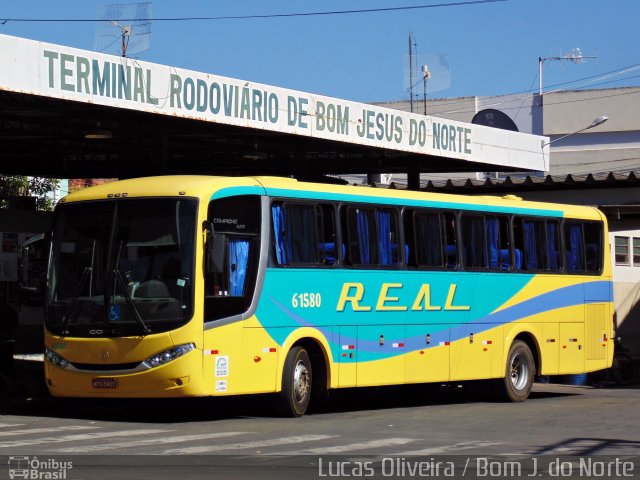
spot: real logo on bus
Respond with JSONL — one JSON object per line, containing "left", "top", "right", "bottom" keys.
{"left": 336, "top": 282, "right": 471, "bottom": 312}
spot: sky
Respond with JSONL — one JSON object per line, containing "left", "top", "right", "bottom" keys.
{"left": 1, "top": 0, "right": 639, "bottom": 104}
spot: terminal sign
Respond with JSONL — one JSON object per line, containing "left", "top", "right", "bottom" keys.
{"left": 40, "top": 47, "right": 477, "bottom": 159}
{"left": 0, "top": 33, "right": 550, "bottom": 171}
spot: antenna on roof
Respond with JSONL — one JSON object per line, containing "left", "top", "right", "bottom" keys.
{"left": 538, "top": 48, "right": 597, "bottom": 97}
{"left": 95, "top": 2, "right": 152, "bottom": 57}
{"left": 403, "top": 35, "right": 451, "bottom": 113}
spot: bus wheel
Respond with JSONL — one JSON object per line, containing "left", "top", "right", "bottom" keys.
{"left": 275, "top": 346, "right": 312, "bottom": 417}
{"left": 496, "top": 340, "right": 535, "bottom": 402}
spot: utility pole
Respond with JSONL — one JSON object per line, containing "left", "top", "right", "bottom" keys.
{"left": 409, "top": 34, "right": 415, "bottom": 113}
{"left": 422, "top": 65, "right": 431, "bottom": 115}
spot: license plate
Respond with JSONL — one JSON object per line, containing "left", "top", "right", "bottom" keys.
{"left": 92, "top": 377, "right": 117, "bottom": 389}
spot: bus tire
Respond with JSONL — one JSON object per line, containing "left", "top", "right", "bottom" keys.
{"left": 611, "top": 352, "right": 635, "bottom": 386}
{"left": 496, "top": 340, "right": 535, "bottom": 402}
{"left": 275, "top": 346, "right": 312, "bottom": 417}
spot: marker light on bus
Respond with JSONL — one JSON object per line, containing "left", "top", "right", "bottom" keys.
{"left": 45, "top": 347, "right": 70, "bottom": 369}
{"left": 142, "top": 343, "right": 196, "bottom": 369}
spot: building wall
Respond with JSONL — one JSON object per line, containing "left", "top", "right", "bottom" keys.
{"left": 543, "top": 87, "right": 640, "bottom": 135}
{"left": 608, "top": 221, "right": 640, "bottom": 356}
{"left": 376, "top": 93, "right": 538, "bottom": 181}
{"left": 543, "top": 88, "right": 640, "bottom": 177}
{"left": 379, "top": 86, "right": 640, "bottom": 179}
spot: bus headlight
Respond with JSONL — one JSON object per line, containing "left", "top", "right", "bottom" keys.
{"left": 45, "top": 347, "right": 70, "bottom": 369}
{"left": 142, "top": 343, "right": 195, "bottom": 369}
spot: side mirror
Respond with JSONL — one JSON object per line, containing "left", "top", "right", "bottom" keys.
{"left": 203, "top": 221, "right": 225, "bottom": 273}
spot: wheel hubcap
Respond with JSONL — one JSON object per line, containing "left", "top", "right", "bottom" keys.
{"left": 510, "top": 353, "right": 529, "bottom": 391}
{"left": 293, "top": 360, "right": 310, "bottom": 402}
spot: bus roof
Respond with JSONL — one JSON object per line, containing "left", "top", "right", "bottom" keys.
{"left": 60, "top": 175, "right": 604, "bottom": 221}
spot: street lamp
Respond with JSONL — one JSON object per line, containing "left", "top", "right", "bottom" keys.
{"left": 541, "top": 115, "right": 608, "bottom": 148}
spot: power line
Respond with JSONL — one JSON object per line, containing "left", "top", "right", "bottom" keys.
{"left": 412, "top": 63, "right": 640, "bottom": 114}
{"left": 428, "top": 72, "right": 640, "bottom": 116}
{"left": 0, "top": 0, "right": 506, "bottom": 23}
{"left": 559, "top": 155, "right": 640, "bottom": 169}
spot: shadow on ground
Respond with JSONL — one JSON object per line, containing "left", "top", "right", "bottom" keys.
{"left": 1, "top": 360, "right": 585, "bottom": 423}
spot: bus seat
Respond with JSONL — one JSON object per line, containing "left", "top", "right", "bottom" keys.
{"left": 514, "top": 249, "right": 523, "bottom": 270}
{"left": 135, "top": 280, "right": 170, "bottom": 298}
{"left": 390, "top": 244, "right": 410, "bottom": 263}
{"left": 500, "top": 249, "right": 511, "bottom": 270}
{"left": 489, "top": 247, "right": 511, "bottom": 270}
{"left": 566, "top": 249, "right": 578, "bottom": 271}
{"left": 489, "top": 246, "right": 498, "bottom": 269}
{"left": 319, "top": 242, "right": 345, "bottom": 263}
{"left": 446, "top": 244, "right": 457, "bottom": 267}
{"left": 585, "top": 244, "right": 598, "bottom": 271}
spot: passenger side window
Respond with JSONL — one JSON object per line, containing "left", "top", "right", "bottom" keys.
{"left": 461, "top": 214, "right": 487, "bottom": 269}
{"left": 522, "top": 219, "right": 548, "bottom": 270}
{"left": 405, "top": 209, "right": 458, "bottom": 269}
{"left": 565, "top": 222, "right": 586, "bottom": 273}
{"left": 271, "top": 201, "right": 336, "bottom": 266}
{"left": 547, "top": 220, "right": 562, "bottom": 271}
{"left": 514, "top": 217, "right": 562, "bottom": 272}
{"left": 486, "top": 215, "right": 511, "bottom": 270}
{"left": 410, "top": 210, "right": 444, "bottom": 268}
{"left": 343, "top": 206, "right": 399, "bottom": 267}
{"left": 583, "top": 222, "right": 603, "bottom": 273}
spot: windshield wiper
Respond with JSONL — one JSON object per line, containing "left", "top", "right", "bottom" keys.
{"left": 111, "top": 268, "right": 151, "bottom": 334}
{"left": 108, "top": 241, "right": 151, "bottom": 334}
{"left": 61, "top": 266, "right": 92, "bottom": 335}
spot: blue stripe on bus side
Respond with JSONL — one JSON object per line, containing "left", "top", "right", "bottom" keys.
{"left": 257, "top": 279, "right": 612, "bottom": 362}
{"left": 468, "top": 280, "right": 612, "bottom": 328}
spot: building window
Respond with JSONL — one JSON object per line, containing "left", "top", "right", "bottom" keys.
{"left": 615, "top": 236, "right": 630, "bottom": 265}
{"left": 633, "top": 238, "right": 640, "bottom": 266}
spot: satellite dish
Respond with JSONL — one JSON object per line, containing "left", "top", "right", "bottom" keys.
{"left": 95, "top": 2, "right": 152, "bottom": 57}
{"left": 472, "top": 109, "right": 518, "bottom": 132}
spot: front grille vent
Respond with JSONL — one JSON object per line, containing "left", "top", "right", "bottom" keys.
{"left": 70, "top": 362, "right": 141, "bottom": 371}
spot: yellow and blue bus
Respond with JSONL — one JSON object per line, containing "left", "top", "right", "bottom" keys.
{"left": 44, "top": 175, "right": 614, "bottom": 416}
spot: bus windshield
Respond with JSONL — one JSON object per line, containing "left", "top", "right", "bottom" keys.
{"left": 46, "top": 198, "right": 197, "bottom": 337}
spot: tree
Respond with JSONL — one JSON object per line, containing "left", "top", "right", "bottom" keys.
{"left": 0, "top": 176, "right": 60, "bottom": 211}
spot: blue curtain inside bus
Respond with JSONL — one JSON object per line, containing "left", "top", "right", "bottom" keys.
{"left": 286, "top": 205, "right": 317, "bottom": 263}
{"left": 523, "top": 221, "right": 538, "bottom": 270}
{"left": 547, "top": 222, "right": 559, "bottom": 270}
{"left": 272, "top": 204, "right": 319, "bottom": 264}
{"left": 415, "top": 214, "right": 441, "bottom": 266}
{"left": 272, "top": 205, "right": 287, "bottom": 264}
{"left": 464, "top": 217, "right": 486, "bottom": 268}
{"left": 228, "top": 239, "right": 249, "bottom": 296}
{"left": 377, "top": 210, "right": 393, "bottom": 265}
{"left": 487, "top": 217, "right": 499, "bottom": 269}
{"left": 566, "top": 224, "right": 585, "bottom": 272}
{"left": 356, "top": 210, "right": 371, "bottom": 264}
